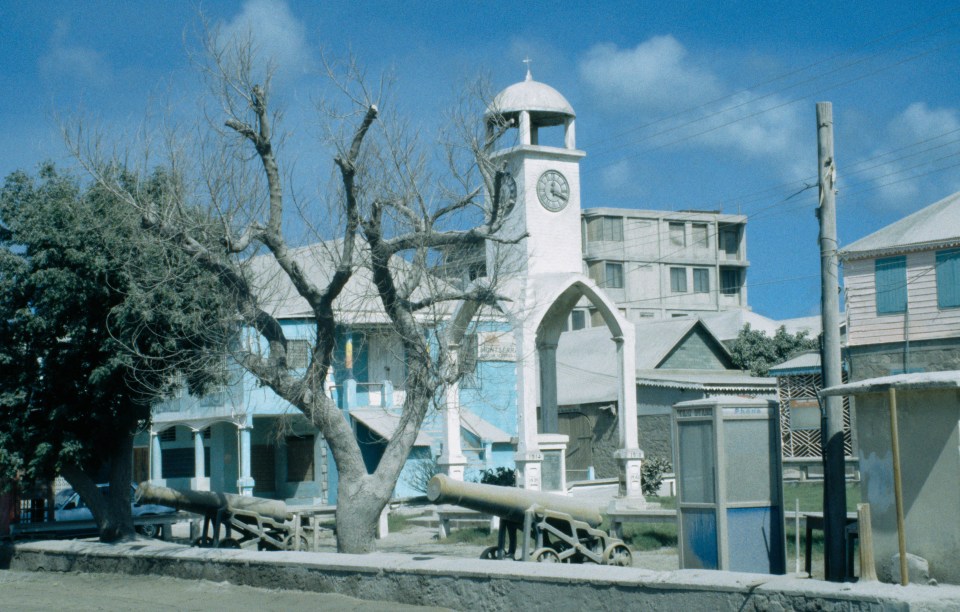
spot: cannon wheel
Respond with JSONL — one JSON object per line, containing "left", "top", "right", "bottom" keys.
{"left": 480, "top": 546, "right": 503, "bottom": 560}
{"left": 531, "top": 548, "right": 560, "bottom": 563}
{"left": 219, "top": 538, "right": 242, "bottom": 549}
{"left": 602, "top": 543, "right": 633, "bottom": 567}
{"left": 283, "top": 534, "right": 309, "bottom": 552}
{"left": 137, "top": 522, "right": 160, "bottom": 539}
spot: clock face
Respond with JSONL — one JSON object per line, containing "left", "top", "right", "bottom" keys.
{"left": 537, "top": 170, "right": 570, "bottom": 212}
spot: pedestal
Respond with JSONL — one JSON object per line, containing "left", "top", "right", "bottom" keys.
{"left": 610, "top": 447, "right": 646, "bottom": 510}
{"left": 537, "top": 433, "right": 569, "bottom": 493}
{"left": 514, "top": 451, "right": 544, "bottom": 491}
{"left": 438, "top": 455, "right": 468, "bottom": 481}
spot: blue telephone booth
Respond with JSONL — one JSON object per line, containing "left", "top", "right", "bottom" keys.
{"left": 672, "top": 397, "right": 786, "bottom": 574}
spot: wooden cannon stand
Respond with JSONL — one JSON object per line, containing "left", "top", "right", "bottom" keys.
{"left": 480, "top": 504, "right": 632, "bottom": 566}
{"left": 193, "top": 505, "right": 294, "bottom": 551}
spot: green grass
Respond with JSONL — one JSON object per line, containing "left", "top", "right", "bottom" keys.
{"left": 783, "top": 481, "right": 861, "bottom": 513}
{"left": 387, "top": 512, "right": 413, "bottom": 533}
{"left": 443, "top": 527, "right": 498, "bottom": 546}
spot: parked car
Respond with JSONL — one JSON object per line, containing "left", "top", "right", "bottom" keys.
{"left": 54, "top": 483, "right": 176, "bottom": 538}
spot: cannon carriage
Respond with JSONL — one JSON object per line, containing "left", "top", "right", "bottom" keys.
{"left": 427, "top": 474, "right": 632, "bottom": 566}
{"left": 135, "top": 483, "right": 305, "bottom": 551}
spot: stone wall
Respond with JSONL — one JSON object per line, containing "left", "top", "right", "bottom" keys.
{"left": 848, "top": 337, "right": 960, "bottom": 381}
{"left": 5, "top": 540, "right": 958, "bottom": 610}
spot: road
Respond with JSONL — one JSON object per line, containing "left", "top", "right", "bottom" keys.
{"left": 0, "top": 570, "right": 453, "bottom": 612}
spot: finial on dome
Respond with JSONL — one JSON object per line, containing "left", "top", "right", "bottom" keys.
{"left": 522, "top": 57, "right": 532, "bottom": 81}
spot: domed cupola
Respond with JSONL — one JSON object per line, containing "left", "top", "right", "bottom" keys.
{"left": 486, "top": 66, "right": 577, "bottom": 149}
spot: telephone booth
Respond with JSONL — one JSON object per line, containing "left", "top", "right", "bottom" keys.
{"left": 672, "top": 397, "right": 786, "bottom": 573}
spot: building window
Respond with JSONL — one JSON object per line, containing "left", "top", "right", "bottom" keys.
{"left": 692, "top": 223, "right": 709, "bottom": 248}
{"left": 570, "top": 310, "right": 587, "bottom": 330}
{"left": 287, "top": 340, "right": 310, "bottom": 369}
{"left": 720, "top": 268, "right": 741, "bottom": 296}
{"left": 693, "top": 268, "right": 710, "bottom": 293}
{"left": 669, "top": 222, "right": 686, "bottom": 247}
{"left": 587, "top": 216, "right": 623, "bottom": 242}
{"left": 286, "top": 436, "right": 315, "bottom": 482}
{"left": 720, "top": 227, "right": 739, "bottom": 256}
{"left": 159, "top": 428, "right": 177, "bottom": 442}
{"left": 605, "top": 262, "right": 624, "bottom": 288}
{"left": 936, "top": 248, "right": 960, "bottom": 309}
{"left": 670, "top": 267, "right": 687, "bottom": 293}
{"left": 875, "top": 256, "right": 907, "bottom": 314}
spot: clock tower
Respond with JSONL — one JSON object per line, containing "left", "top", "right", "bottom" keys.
{"left": 485, "top": 67, "right": 585, "bottom": 279}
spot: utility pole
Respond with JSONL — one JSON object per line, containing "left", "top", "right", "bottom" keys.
{"left": 816, "top": 101, "right": 848, "bottom": 581}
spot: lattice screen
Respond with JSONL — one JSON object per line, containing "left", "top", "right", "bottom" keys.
{"left": 776, "top": 372, "right": 852, "bottom": 458}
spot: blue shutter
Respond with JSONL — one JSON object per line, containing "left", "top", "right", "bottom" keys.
{"left": 936, "top": 248, "right": 960, "bottom": 309}
{"left": 875, "top": 256, "right": 907, "bottom": 314}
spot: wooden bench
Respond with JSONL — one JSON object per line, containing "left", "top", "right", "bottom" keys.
{"left": 435, "top": 505, "right": 499, "bottom": 540}
{"left": 800, "top": 512, "right": 859, "bottom": 577}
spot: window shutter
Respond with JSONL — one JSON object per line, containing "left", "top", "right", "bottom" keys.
{"left": 875, "top": 256, "right": 907, "bottom": 314}
{"left": 936, "top": 249, "right": 960, "bottom": 309}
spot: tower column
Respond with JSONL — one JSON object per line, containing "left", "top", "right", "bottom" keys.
{"left": 612, "top": 334, "right": 645, "bottom": 507}
{"left": 439, "top": 343, "right": 468, "bottom": 480}
{"left": 538, "top": 340, "right": 559, "bottom": 433}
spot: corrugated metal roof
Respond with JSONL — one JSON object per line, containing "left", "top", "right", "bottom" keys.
{"left": 245, "top": 240, "right": 457, "bottom": 322}
{"left": 768, "top": 351, "right": 822, "bottom": 375}
{"left": 839, "top": 190, "right": 960, "bottom": 260}
{"left": 556, "top": 318, "right": 763, "bottom": 405}
{"left": 349, "top": 408, "right": 434, "bottom": 447}
{"left": 821, "top": 370, "right": 960, "bottom": 396}
{"left": 460, "top": 410, "right": 512, "bottom": 444}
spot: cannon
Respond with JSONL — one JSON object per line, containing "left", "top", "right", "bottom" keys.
{"left": 135, "top": 483, "right": 302, "bottom": 551}
{"left": 427, "top": 474, "right": 632, "bottom": 566}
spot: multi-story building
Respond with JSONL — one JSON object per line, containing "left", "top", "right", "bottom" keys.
{"left": 575, "top": 208, "right": 748, "bottom": 327}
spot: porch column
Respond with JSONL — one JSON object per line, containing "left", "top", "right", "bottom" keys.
{"left": 612, "top": 334, "right": 645, "bottom": 506}
{"left": 150, "top": 431, "right": 164, "bottom": 484}
{"left": 237, "top": 426, "right": 255, "bottom": 496}
{"left": 191, "top": 429, "right": 210, "bottom": 491}
{"left": 439, "top": 344, "right": 468, "bottom": 480}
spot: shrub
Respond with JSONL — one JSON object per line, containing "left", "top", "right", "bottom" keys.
{"left": 402, "top": 454, "right": 441, "bottom": 494}
{"left": 478, "top": 467, "right": 516, "bottom": 487}
{"left": 641, "top": 456, "right": 672, "bottom": 496}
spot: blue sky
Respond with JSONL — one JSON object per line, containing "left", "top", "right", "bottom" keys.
{"left": 3, "top": 1, "right": 960, "bottom": 321}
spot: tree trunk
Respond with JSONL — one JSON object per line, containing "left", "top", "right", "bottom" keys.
{"left": 334, "top": 473, "right": 391, "bottom": 554}
{"left": 61, "top": 433, "right": 137, "bottom": 543}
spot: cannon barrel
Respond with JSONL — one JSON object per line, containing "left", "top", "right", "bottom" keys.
{"left": 135, "top": 483, "right": 290, "bottom": 523}
{"left": 426, "top": 474, "right": 602, "bottom": 527}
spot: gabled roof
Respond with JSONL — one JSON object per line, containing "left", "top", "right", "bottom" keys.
{"left": 555, "top": 318, "right": 745, "bottom": 405}
{"left": 840, "top": 190, "right": 960, "bottom": 261}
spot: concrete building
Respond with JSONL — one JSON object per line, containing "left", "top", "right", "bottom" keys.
{"left": 579, "top": 208, "right": 748, "bottom": 325}
{"left": 840, "top": 190, "right": 960, "bottom": 380}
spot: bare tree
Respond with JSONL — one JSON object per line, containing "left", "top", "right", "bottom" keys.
{"left": 71, "top": 35, "right": 519, "bottom": 552}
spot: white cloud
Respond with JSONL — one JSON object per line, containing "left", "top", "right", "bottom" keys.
{"left": 856, "top": 102, "right": 960, "bottom": 209}
{"left": 579, "top": 36, "right": 722, "bottom": 114}
{"left": 600, "top": 159, "right": 634, "bottom": 192}
{"left": 38, "top": 20, "right": 111, "bottom": 86}
{"left": 217, "top": 0, "right": 314, "bottom": 78}
{"left": 578, "top": 38, "right": 806, "bottom": 170}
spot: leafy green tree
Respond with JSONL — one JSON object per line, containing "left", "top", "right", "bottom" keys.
{"left": 728, "top": 324, "right": 819, "bottom": 377}
{"left": 0, "top": 165, "right": 230, "bottom": 541}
